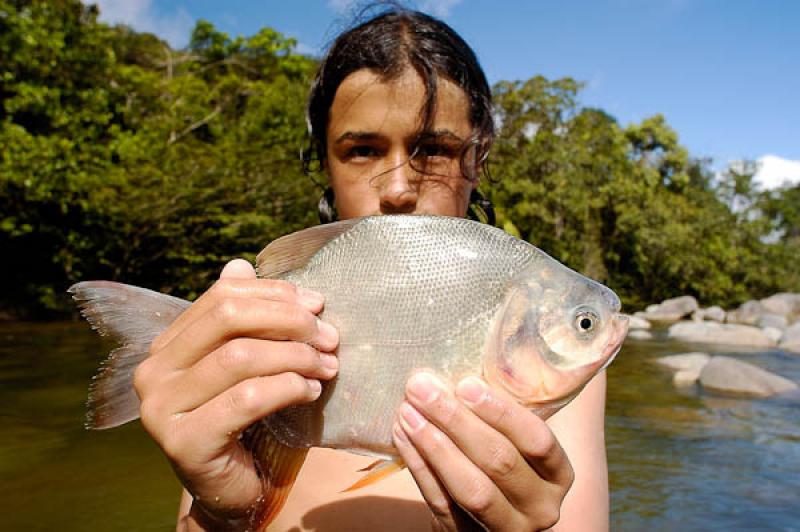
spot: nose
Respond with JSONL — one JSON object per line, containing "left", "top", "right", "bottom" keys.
{"left": 377, "top": 157, "right": 419, "bottom": 215}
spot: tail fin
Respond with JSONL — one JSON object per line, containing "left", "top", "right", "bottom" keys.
{"left": 242, "top": 422, "right": 309, "bottom": 529}
{"left": 69, "top": 281, "right": 190, "bottom": 429}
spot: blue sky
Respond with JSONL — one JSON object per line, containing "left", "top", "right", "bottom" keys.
{"left": 95, "top": 1, "right": 800, "bottom": 187}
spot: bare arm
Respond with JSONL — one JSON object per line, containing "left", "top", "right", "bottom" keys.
{"left": 547, "top": 372, "right": 609, "bottom": 531}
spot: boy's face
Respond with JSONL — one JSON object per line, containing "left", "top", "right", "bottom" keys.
{"left": 326, "top": 67, "right": 477, "bottom": 220}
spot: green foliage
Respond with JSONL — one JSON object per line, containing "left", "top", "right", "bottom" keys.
{"left": 1, "top": 0, "right": 317, "bottom": 316}
{"left": 490, "top": 78, "right": 798, "bottom": 310}
{"left": 1, "top": 0, "right": 797, "bottom": 317}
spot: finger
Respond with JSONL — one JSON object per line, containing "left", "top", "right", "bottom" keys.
{"left": 391, "top": 422, "right": 471, "bottom": 531}
{"left": 168, "top": 339, "right": 338, "bottom": 412}
{"left": 153, "top": 276, "right": 324, "bottom": 352}
{"left": 397, "top": 401, "right": 516, "bottom": 529}
{"left": 157, "top": 372, "right": 323, "bottom": 460}
{"left": 405, "top": 373, "right": 540, "bottom": 506}
{"left": 456, "top": 376, "right": 573, "bottom": 488}
{"left": 220, "top": 258, "right": 257, "bottom": 280}
{"left": 156, "top": 298, "right": 339, "bottom": 370}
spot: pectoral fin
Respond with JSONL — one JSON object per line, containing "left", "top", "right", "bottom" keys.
{"left": 343, "top": 458, "right": 407, "bottom": 492}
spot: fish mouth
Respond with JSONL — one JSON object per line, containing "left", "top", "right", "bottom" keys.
{"left": 597, "top": 313, "right": 629, "bottom": 371}
{"left": 486, "top": 313, "right": 629, "bottom": 413}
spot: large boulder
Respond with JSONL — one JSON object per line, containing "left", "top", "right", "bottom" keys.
{"left": 640, "top": 296, "right": 699, "bottom": 321}
{"left": 627, "top": 329, "right": 653, "bottom": 341}
{"left": 760, "top": 293, "right": 800, "bottom": 317}
{"left": 656, "top": 352, "right": 711, "bottom": 387}
{"left": 698, "top": 356, "right": 798, "bottom": 398}
{"left": 656, "top": 352, "right": 711, "bottom": 371}
{"left": 762, "top": 327, "right": 784, "bottom": 345}
{"left": 667, "top": 321, "right": 775, "bottom": 347}
{"left": 757, "top": 313, "right": 789, "bottom": 330}
{"left": 726, "top": 300, "right": 765, "bottom": 325}
{"left": 779, "top": 322, "right": 800, "bottom": 354}
{"left": 692, "top": 305, "right": 726, "bottom": 323}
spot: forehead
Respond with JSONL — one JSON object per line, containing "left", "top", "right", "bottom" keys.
{"left": 328, "top": 68, "right": 472, "bottom": 139}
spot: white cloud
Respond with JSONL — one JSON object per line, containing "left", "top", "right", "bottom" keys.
{"left": 418, "top": 0, "right": 463, "bottom": 18}
{"left": 327, "top": 0, "right": 463, "bottom": 18}
{"left": 754, "top": 155, "right": 800, "bottom": 190}
{"left": 93, "top": 0, "right": 194, "bottom": 48}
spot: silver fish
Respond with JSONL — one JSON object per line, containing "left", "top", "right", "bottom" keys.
{"left": 70, "top": 214, "right": 628, "bottom": 527}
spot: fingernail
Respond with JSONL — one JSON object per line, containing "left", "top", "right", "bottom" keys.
{"left": 407, "top": 372, "right": 443, "bottom": 404}
{"left": 320, "top": 353, "right": 339, "bottom": 371}
{"left": 316, "top": 319, "right": 339, "bottom": 348}
{"left": 399, "top": 402, "right": 427, "bottom": 432}
{"left": 306, "top": 378, "right": 322, "bottom": 398}
{"left": 298, "top": 288, "right": 324, "bottom": 309}
{"left": 392, "top": 422, "right": 408, "bottom": 444}
{"left": 456, "top": 377, "right": 487, "bottom": 406}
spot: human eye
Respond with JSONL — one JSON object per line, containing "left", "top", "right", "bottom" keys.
{"left": 346, "top": 145, "right": 379, "bottom": 160}
{"left": 424, "top": 140, "right": 460, "bottom": 158}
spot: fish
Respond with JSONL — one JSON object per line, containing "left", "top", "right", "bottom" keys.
{"left": 70, "top": 214, "right": 628, "bottom": 529}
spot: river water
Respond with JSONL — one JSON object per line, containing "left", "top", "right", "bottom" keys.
{"left": 1, "top": 321, "right": 798, "bottom": 530}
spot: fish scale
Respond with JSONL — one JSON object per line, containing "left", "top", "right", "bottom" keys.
{"left": 266, "top": 216, "right": 539, "bottom": 456}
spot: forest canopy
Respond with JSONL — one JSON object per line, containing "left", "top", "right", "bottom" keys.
{"left": 2, "top": 0, "right": 798, "bottom": 317}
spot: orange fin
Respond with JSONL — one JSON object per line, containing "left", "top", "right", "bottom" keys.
{"left": 343, "top": 458, "right": 406, "bottom": 492}
{"left": 242, "top": 422, "right": 309, "bottom": 531}
{"left": 357, "top": 459, "right": 385, "bottom": 472}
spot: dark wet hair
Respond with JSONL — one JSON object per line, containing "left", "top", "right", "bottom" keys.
{"left": 304, "top": 6, "right": 494, "bottom": 181}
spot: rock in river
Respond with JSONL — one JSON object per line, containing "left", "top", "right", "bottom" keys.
{"left": 780, "top": 322, "right": 800, "bottom": 354}
{"left": 692, "top": 305, "right": 726, "bottom": 323}
{"left": 656, "top": 352, "right": 711, "bottom": 387}
{"left": 757, "top": 313, "right": 789, "bottom": 330}
{"left": 667, "top": 321, "right": 775, "bottom": 348}
{"left": 656, "top": 352, "right": 711, "bottom": 372}
{"left": 640, "top": 295, "right": 699, "bottom": 321}
{"left": 762, "top": 327, "right": 784, "bottom": 345}
{"left": 627, "top": 329, "right": 653, "bottom": 341}
{"left": 698, "top": 356, "right": 798, "bottom": 398}
{"left": 626, "top": 314, "right": 652, "bottom": 330}
{"left": 759, "top": 292, "right": 800, "bottom": 317}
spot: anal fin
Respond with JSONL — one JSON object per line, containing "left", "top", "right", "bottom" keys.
{"left": 242, "top": 422, "right": 310, "bottom": 530}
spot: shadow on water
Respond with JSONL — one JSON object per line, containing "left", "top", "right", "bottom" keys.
{"left": 1, "top": 322, "right": 799, "bottom": 530}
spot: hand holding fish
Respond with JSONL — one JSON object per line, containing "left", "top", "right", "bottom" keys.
{"left": 131, "top": 259, "right": 340, "bottom": 529}
{"left": 393, "top": 372, "right": 573, "bottom": 531}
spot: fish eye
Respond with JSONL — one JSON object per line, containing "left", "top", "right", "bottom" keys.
{"left": 573, "top": 308, "right": 599, "bottom": 335}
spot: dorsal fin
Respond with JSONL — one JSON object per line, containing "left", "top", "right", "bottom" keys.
{"left": 256, "top": 218, "right": 362, "bottom": 278}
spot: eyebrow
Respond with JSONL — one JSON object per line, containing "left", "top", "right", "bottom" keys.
{"left": 334, "top": 129, "right": 465, "bottom": 145}
{"left": 333, "top": 131, "right": 382, "bottom": 145}
{"left": 418, "top": 129, "right": 465, "bottom": 143}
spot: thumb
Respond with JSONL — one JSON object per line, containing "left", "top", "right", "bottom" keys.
{"left": 219, "top": 258, "right": 257, "bottom": 280}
